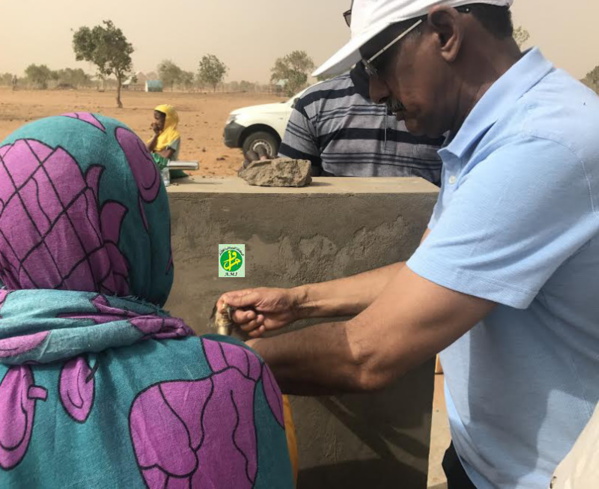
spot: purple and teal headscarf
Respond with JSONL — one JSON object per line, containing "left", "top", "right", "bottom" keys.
{"left": 0, "top": 114, "right": 294, "bottom": 488}
{"left": 0, "top": 113, "right": 193, "bottom": 365}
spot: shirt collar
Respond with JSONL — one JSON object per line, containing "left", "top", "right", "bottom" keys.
{"left": 444, "top": 48, "right": 554, "bottom": 158}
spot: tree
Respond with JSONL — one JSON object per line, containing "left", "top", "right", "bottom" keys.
{"left": 54, "top": 68, "right": 92, "bottom": 88}
{"left": 25, "top": 64, "right": 55, "bottom": 89}
{"left": 582, "top": 65, "right": 599, "bottom": 93}
{"left": 197, "top": 54, "right": 228, "bottom": 92}
{"left": 239, "top": 80, "right": 255, "bottom": 92}
{"left": 179, "top": 71, "right": 195, "bottom": 91}
{"left": 316, "top": 73, "right": 334, "bottom": 83}
{"left": 72, "top": 20, "right": 134, "bottom": 108}
{"left": 157, "top": 59, "right": 183, "bottom": 91}
{"left": 0, "top": 73, "right": 14, "bottom": 86}
{"left": 270, "top": 50, "right": 315, "bottom": 96}
{"left": 513, "top": 26, "right": 530, "bottom": 48}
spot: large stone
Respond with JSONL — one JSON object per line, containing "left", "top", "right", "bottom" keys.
{"left": 238, "top": 158, "right": 312, "bottom": 187}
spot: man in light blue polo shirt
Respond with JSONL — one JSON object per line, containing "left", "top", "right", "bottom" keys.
{"left": 405, "top": 44, "right": 599, "bottom": 489}
{"left": 218, "top": 1, "right": 599, "bottom": 488}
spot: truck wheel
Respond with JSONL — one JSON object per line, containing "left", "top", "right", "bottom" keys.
{"left": 242, "top": 131, "right": 280, "bottom": 158}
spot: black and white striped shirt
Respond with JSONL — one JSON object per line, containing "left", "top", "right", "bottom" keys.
{"left": 279, "top": 66, "right": 443, "bottom": 185}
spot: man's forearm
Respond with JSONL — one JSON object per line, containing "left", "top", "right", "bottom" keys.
{"left": 252, "top": 264, "right": 495, "bottom": 396}
{"left": 249, "top": 321, "right": 366, "bottom": 396}
{"left": 292, "top": 262, "right": 404, "bottom": 319}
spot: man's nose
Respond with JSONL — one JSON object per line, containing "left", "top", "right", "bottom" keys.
{"left": 368, "top": 76, "right": 390, "bottom": 104}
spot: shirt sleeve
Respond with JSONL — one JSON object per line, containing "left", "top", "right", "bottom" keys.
{"left": 166, "top": 138, "right": 180, "bottom": 154}
{"left": 278, "top": 107, "right": 322, "bottom": 172}
{"left": 408, "top": 136, "right": 599, "bottom": 309}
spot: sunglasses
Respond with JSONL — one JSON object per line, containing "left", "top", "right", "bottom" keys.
{"left": 343, "top": 0, "right": 354, "bottom": 27}
{"left": 360, "top": 6, "right": 472, "bottom": 78}
{"left": 361, "top": 18, "right": 423, "bottom": 78}
{"left": 343, "top": 9, "right": 352, "bottom": 27}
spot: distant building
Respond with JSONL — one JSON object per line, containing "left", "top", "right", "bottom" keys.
{"left": 121, "top": 72, "right": 149, "bottom": 91}
{"left": 271, "top": 79, "right": 287, "bottom": 95}
{"left": 145, "top": 80, "right": 163, "bottom": 93}
{"left": 134, "top": 72, "right": 148, "bottom": 85}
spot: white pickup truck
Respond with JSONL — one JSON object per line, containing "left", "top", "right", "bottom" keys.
{"left": 223, "top": 86, "right": 312, "bottom": 157}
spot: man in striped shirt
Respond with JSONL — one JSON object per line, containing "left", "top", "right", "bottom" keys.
{"left": 278, "top": 54, "right": 444, "bottom": 184}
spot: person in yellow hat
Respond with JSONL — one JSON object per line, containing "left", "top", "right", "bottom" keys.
{"left": 147, "top": 104, "right": 186, "bottom": 179}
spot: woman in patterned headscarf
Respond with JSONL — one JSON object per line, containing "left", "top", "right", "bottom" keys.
{"left": 0, "top": 113, "right": 294, "bottom": 488}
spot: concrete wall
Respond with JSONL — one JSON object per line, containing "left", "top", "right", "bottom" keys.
{"left": 165, "top": 177, "right": 439, "bottom": 489}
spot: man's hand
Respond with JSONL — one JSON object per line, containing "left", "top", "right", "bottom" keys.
{"left": 241, "top": 144, "right": 273, "bottom": 169}
{"left": 217, "top": 287, "right": 300, "bottom": 337}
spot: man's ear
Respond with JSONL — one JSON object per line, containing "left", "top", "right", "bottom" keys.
{"left": 427, "top": 6, "right": 463, "bottom": 63}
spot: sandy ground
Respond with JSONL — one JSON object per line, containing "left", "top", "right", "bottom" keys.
{"left": 0, "top": 87, "right": 285, "bottom": 176}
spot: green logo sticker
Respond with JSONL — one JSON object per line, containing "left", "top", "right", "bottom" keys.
{"left": 219, "top": 245, "right": 246, "bottom": 278}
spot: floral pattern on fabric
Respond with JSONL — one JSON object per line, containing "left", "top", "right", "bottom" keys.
{"left": 0, "top": 367, "right": 47, "bottom": 470}
{"left": 59, "top": 356, "right": 96, "bottom": 423}
{"left": 61, "top": 113, "right": 106, "bottom": 132}
{"left": 130, "top": 338, "right": 286, "bottom": 488}
{"left": 0, "top": 139, "right": 129, "bottom": 294}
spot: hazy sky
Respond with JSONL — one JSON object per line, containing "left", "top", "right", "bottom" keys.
{"left": 0, "top": 0, "right": 594, "bottom": 83}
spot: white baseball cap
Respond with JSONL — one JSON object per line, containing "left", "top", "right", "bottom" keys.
{"left": 313, "top": 0, "right": 514, "bottom": 77}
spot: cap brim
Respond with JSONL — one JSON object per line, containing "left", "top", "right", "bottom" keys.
{"left": 312, "top": 22, "right": 391, "bottom": 78}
